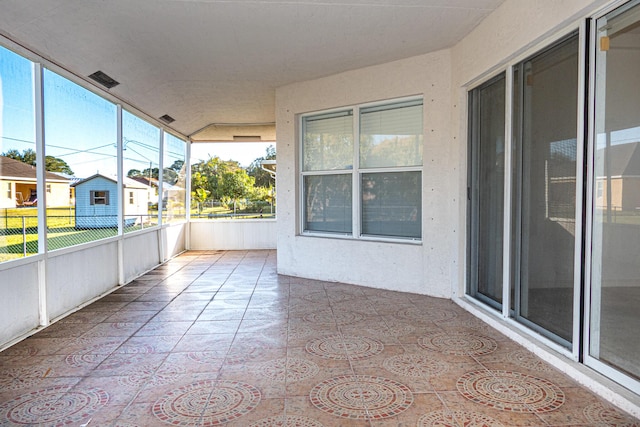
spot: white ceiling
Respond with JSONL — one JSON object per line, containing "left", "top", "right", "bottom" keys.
{"left": 0, "top": 0, "right": 504, "bottom": 138}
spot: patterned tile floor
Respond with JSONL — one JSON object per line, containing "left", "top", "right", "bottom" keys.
{"left": 0, "top": 250, "right": 638, "bottom": 427}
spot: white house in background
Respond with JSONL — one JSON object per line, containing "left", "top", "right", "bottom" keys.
{"left": 71, "top": 174, "right": 152, "bottom": 228}
{"left": 0, "top": 156, "right": 70, "bottom": 208}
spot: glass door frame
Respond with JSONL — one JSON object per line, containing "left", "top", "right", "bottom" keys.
{"left": 511, "top": 29, "right": 586, "bottom": 355}
{"left": 466, "top": 23, "right": 588, "bottom": 362}
{"left": 467, "top": 72, "right": 508, "bottom": 313}
{"left": 583, "top": 0, "right": 640, "bottom": 395}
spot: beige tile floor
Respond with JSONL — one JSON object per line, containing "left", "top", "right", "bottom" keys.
{"left": 0, "top": 250, "right": 638, "bottom": 426}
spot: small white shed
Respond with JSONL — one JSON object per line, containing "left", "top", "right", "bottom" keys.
{"left": 71, "top": 174, "right": 152, "bottom": 229}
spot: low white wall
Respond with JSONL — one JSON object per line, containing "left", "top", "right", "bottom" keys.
{"left": 0, "top": 261, "right": 40, "bottom": 346}
{"left": 189, "top": 220, "right": 276, "bottom": 250}
{"left": 46, "top": 241, "right": 119, "bottom": 319}
{"left": 275, "top": 50, "right": 454, "bottom": 297}
{"left": 0, "top": 223, "right": 186, "bottom": 349}
{"left": 163, "top": 223, "right": 187, "bottom": 261}
{"left": 123, "top": 229, "right": 161, "bottom": 282}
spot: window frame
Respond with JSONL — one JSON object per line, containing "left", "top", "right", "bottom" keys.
{"left": 299, "top": 96, "right": 423, "bottom": 242}
{"left": 90, "top": 190, "right": 110, "bottom": 205}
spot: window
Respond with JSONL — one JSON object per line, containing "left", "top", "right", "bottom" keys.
{"left": 129, "top": 191, "right": 135, "bottom": 205}
{"left": 301, "top": 98, "right": 423, "bottom": 240}
{"left": 90, "top": 190, "right": 109, "bottom": 205}
{"left": 46, "top": 184, "right": 51, "bottom": 194}
{"left": 5, "top": 183, "right": 11, "bottom": 199}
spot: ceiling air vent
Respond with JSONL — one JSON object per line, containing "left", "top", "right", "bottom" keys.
{"left": 159, "top": 114, "right": 175, "bottom": 124}
{"left": 88, "top": 70, "right": 119, "bottom": 89}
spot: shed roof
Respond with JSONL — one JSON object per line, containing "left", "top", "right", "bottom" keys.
{"left": 71, "top": 173, "right": 152, "bottom": 189}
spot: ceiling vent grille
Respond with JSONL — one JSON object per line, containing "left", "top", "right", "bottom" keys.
{"left": 88, "top": 70, "right": 119, "bottom": 89}
{"left": 159, "top": 114, "right": 175, "bottom": 124}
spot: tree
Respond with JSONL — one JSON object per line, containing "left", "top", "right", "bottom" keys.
{"left": 247, "top": 145, "right": 276, "bottom": 188}
{"left": 191, "top": 188, "right": 210, "bottom": 213}
{"left": 2, "top": 148, "right": 74, "bottom": 175}
{"left": 45, "top": 156, "right": 74, "bottom": 175}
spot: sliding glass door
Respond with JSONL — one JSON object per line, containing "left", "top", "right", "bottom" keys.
{"left": 589, "top": 1, "right": 640, "bottom": 383}
{"left": 513, "top": 34, "right": 579, "bottom": 345}
{"left": 468, "top": 74, "right": 506, "bottom": 309}
{"left": 467, "top": 2, "right": 640, "bottom": 391}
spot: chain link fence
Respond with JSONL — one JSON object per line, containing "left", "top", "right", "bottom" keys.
{"left": 0, "top": 208, "right": 163, "bottom": 262}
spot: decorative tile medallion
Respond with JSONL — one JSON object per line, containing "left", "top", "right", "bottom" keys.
{"left": 96, "top": 353, "right": 147, "bottom": 371}
{"left": 255, "top": 357, "right": 319, "bottom": 383}
{"left": 65, "top": 340, "right": 123, "bottom": 367}
{"left": 85, "top": 322, "right": 140, "bottom": 336}
{"left": 303, "top": 310, "right": 365, "bottom": 325}
{"left": 188, "top": 345, "right": 268, "bottom": 366}
{"left": 309, "top": 375, "right": 413, "bottom": 419}
{"left": 418, "top": 332, "right": 497, "bottom": 356}
{"left": 507, "top": 349, "right": 554, "bottom": 373}
{"left": 0, "top": 366, "right": 51, "bottom": 390}
{"left": 417, "top": 410, "right": 504, "bottom": 427}
{"left": 249, "top": 415, "right": 325, "bottom": 427}
{"left": 2, "top": 345, "right": 39, "bottom": 357}
{"left": 456, "top": 370, "right": 564, "bottom": 413}
{"left": 118, "top": 363, "right": 185, "bottom": 387}
{"left": 382, "top": 354, "right": 449, "bottom": 378}
{"left": 0, "top": 385, "right": 109, "bottom": 426}
{"left": 301, "top": 292, "right": 329, "bottom": 303}
{"left": 327, "top": 291, "right": 359, "bottom": 302}
{"left": 305, "top": 335, "right": 383, "bottom": 360}
{"left": 583, "top": 402, "right": 639, "bottom": 427}
{"left": 365, "top": 320, "right": 415, "bottom": 337}
{"left": 288, "top": 324, "right": 316, "bottom": 340}
{"left": 153, "top": 379, "right": 261, "bottom": 426}
{"left": 395, "top": 307, "right": 457, "bottom": 322}
{"left": 186, "top": 350, "right": 227, "bottom": 364}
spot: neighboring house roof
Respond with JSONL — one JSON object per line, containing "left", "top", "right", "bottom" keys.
{"left": 596, "top": 141, "right": 640, "bottom": 177}
{"left": 0, "top": 156, "right": 70, "bottom": 182}
{"left": 71, "top": 173, "right": 152, "bottom": 189}
{"left": 128, "top": 176, "right": 159, "bottom": 188}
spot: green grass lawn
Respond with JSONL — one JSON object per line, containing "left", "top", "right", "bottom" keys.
{"left": 0, "top": 204, "right": 274, "bottom": 262}
{"left": 1, "top": 207, "right": 119, "bottom": 262}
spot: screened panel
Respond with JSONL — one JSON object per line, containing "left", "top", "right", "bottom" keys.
{"left": 302, "top": 111, "right": 353, "bottom": 171}
{"left": 43, "top": 69, "right": 118, "bottom": 245}
{"left": 0, "top": 46, "right": 37, "bottom": 262}
{"left": 123, "top": 111, "right": 160, "bottom": 231}
{"left": 163, "top": 133, "right": 186, "bottom": 223}
{"left": 304, "top": 174, "right": 352, "bottom": 233}
{"left": 360, "top": 100, "right": 423, "bottom": 168}
{"left": 361, "top": 171, "right": 421, "bottom": 238}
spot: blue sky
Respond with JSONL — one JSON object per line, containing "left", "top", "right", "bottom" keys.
{"left": 1, "top": 44, "right": 273, "bottom": 179}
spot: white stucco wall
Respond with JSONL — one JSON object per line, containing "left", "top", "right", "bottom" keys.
{"left": 274, "top": 0, "right": 617, "bottom": 299}
{"left": 275, "top": 51, "right": 454, "bottom": 297}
